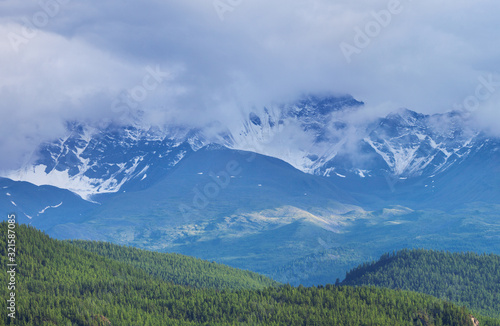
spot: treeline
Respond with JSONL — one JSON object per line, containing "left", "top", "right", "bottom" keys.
{"left": 342, "top": 248, "right": 500, "bottom": 321}
{"left": 68, "top": 239, "right": 278, "bottom": 290}
{"left": 0, "top": 223, "right": 477, "bottom": 325}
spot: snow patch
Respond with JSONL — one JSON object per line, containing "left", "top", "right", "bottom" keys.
{"left": 39, "top": 202, "right": 63, "bottom": 214}
{"left": 5, "top": 163, "right": 136, "bottom": 201}
{"left": 136, "top": 165, "right": 149, "bottom": 177}
{"left": 416, "top": 133, "right": 426, "bottom": 141}
{"left": 323, "top": 168, "right": 334, "bottom": 177}
{"left": 357, "top": 169, "right": 370, "bottom": 178}
{"left": 170, "top": 150, "right": 186, "bottom": 166}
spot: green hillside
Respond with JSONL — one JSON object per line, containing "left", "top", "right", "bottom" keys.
{"left": 0, "top": 223, "right": 478, "bottom": 325}
{"left": 68, "top": 239, "right": 278, "bottom": 290}
{"left": 342, "top": 249, "right": 500, "bottom": 321}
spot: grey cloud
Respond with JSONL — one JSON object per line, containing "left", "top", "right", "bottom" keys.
{"left": 1, "top": 0, "right": 500, "bottom": 170}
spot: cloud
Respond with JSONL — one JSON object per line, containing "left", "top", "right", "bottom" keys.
{"left": 1, "top": 0, "right": 500, "bottom": 169}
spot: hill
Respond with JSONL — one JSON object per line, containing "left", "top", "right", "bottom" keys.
{"left": 68, "top": 239, "right": 278, "bottom": 290}
{"left": 0, "top": 222, "right": 478, "bottom": 325}
{"left": 342, "top": 249, "right": 500, "bottom": 320}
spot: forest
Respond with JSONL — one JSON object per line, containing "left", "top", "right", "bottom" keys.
{"left": 342, "top": 249, "right": 500, "bottom": 322}
{"left": 68, "top": 239, "right": 278, "bottom": 290}
{"left": 0, "top": 222, "right": 496, "bottom": 325}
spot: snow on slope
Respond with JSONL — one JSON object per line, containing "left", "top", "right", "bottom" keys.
{"left": 218, "top": 95, "right": 364, "bottom": 174}
{"left": 39, "top": 202, "right": 63, "bottom": 215}
{"left": 8, "top": 163, "right": 136, "bottom": 201}
{"left": 4, "top": 124, "right": 194, "bottom": 201}
{"left": 222, "top": 102, "right": 485, "bottom": 178}
{"left": 1, "top": 96, "right": 494, "bottom": 200}
{"left": 362, "top": 109, "right": 480, "bottom": 177}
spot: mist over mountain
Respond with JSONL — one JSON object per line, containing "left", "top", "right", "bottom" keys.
{"left": 4, "top": 94, "right": 496, "bottom": 198}
{"left": 3, "top": 1, "right": 500, "bottom": 172}
{"left": 1, "top": 94, "right": 498, "bottom": 284}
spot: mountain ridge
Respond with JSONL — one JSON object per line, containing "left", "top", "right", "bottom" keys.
{"left": 1, "top": 94, "right": 499, "bottom": 286}
{"left": 2, "top": 94, "right": 496, "bottom": 203}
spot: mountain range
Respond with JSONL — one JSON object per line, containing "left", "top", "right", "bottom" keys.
{"left": 1, "top": 94, "right": 499, "bottom": 284}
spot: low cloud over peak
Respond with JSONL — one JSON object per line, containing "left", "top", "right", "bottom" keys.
{"left": 1, "top": 0, "right": 500, "bottom": 169}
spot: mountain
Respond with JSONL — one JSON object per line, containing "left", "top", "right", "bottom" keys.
{"left": 221, "top": 99, "right": 488, "bottom": 180}
{"left": 221, "top": 100, "right": 500, "bottom": 211}
{"left": 1, "top": 94, "right": 499, "bottom": 285}
{"left": 341, "top": 249, "right": 500, "bottom": 320}
{"left": 4, "top": 123, "right": 196, "bottom": 200}
{"left": 39, "top": 146, "right": 370, "bottom": 278}
{"left": 216, "top": 94, "right": 365, "bottom": 175}
{"left": 0, "top": 222, "right": 481, "bottom": 326}
{"left": 4, "top": 95, "right": 498, "bottom": 205}
{"left": 0, "top": 177, "right": 97, "bottom": 227}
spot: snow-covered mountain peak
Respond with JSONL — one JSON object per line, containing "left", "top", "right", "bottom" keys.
{"left": 383, "top": 108, "right": 427, "bottom": 128}
{"left": 1, "top": 94, "right": 497, "bottom": 200}
{"left": 4, "top": 124, "right": 194, "bottom": 200}
{"left": 216, "top": 95, "right": 365, "bottom": 173}
{"left": 220, "top": 97, "right": 493, "bottom": 179}
{"left": 363, "top": 108, "right": 482, "bottom": 177}
{"left": 285, "top": 94, "right": 364, "bottom": 118}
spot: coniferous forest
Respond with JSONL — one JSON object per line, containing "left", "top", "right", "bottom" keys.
{"left": 68, "top": 240, "right": 278, "bottom": 291}
{"left": 1, "top": 222, "right": 499, "bottom": 325}
{"left": 342, "top": 249, "right": 500, "bottom": 321}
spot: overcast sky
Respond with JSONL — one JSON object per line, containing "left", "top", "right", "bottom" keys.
{"left": 1, "top": 0, "right": 500, "bottom": 169}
